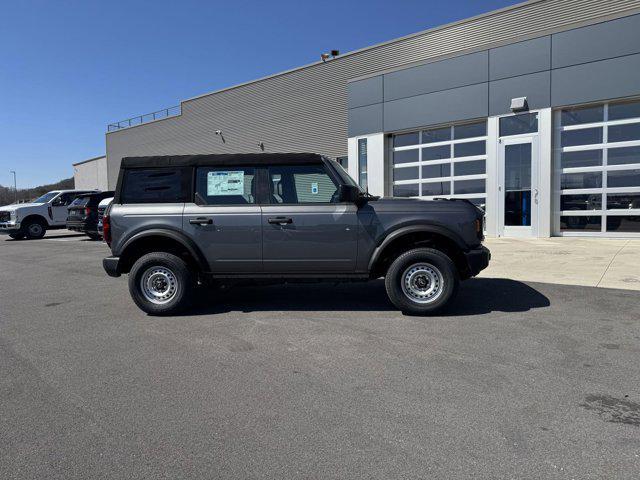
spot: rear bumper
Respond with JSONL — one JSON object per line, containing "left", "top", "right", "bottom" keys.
{"left": 103, "top": 256, "right": 121, "bottom": 277}
{"left": 463, "top": 245, "right": 491, "bottom": 277}
{"left": 0, "top": 222, "right": 21, "bottom": 234}
{"left": 66, "top": 220, "right": 97, "bottom": 233}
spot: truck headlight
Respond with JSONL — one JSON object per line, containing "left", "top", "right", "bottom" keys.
{"left": 10, "top": 211, "right": 16, "bottom": 221}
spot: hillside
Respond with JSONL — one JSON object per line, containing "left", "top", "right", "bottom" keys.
{"left": 0, "top": 177, "right": 75, "bottom": 206}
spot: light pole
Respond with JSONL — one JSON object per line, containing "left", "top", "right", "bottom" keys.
{"left": 10, "top": 171, "right": 17, "bottom": 203}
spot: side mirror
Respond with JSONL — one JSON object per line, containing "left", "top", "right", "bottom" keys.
{"left": 338, "top": 184, "right": 364, "bottom": 205}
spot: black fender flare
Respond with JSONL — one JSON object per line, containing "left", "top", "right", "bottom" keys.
{"left": 367, "top": 224, "right": 468, "bottom": 272}
{"left": 117, "top": 228, "right": 209, "bottom": 272}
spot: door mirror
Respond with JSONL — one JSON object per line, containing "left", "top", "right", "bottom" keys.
{"left": 338, "top": 184, "right": 364, "bottom": 204}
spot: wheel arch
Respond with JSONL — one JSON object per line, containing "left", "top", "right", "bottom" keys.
{"left": 117, "top": 229, "right": 208, "bottom": 274}
{"left": 368, "top": 225, "right": 470, "bottom": 279}
{"left": 21, "top": 214, "right": 50, "bottom": 228}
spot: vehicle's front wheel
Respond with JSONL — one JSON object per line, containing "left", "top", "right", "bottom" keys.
{"left": 384, "top": 248, "right": 459, "bottom": 315}
{"left": 9, "top": 232, "right": 25, "bottom": 240}
{"left": 23, "top": 219, "right": 46, "bottom": 240}
{"left": 129, "top": 252, "right": 194, "bottom": 315}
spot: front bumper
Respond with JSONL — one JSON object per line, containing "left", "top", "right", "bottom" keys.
{"left": 463, "top": 245, "right": 491, "bottom": 277}
{"left": 0, "top": 221, "right": 21, "bottom": 234}
{"left": 103, "top": 256, "right": 121, "bottom": 277}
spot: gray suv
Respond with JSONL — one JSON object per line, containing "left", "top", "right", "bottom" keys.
{"left": 102, "top": 153, "right": 490, "bottom": 315}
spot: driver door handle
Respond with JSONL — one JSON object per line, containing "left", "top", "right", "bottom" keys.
{"left": 268, "top": 217, "right": 293, "bottom": 225}
{"left": 189, "top": 217, "right": 213, "bottom": 225}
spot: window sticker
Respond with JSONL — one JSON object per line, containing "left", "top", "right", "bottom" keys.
{"left": 311, "top": 182, "right": 318, "bottom": 194}
{"left": 207, "top": 171, "right": 244, "bottom": 196}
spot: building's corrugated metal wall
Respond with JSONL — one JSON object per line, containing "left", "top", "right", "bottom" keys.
{"left": 106, "top": 0, "right": 640, "bottom": 188}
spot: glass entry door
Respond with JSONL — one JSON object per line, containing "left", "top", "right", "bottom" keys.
{"left": 498, "top": 136, "right": 539, "bottom": 237}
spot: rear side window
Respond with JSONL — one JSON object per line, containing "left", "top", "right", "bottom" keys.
{"left": 268, "top": 164, "right": 338, "bottom": 204}
{"left": 120, "top": 168, "right": 190, "bottom": 203}
{"left": 195, "top": 167, "right": 256, "bottom": 205}
{"left": 70, "top": 196, "right": 90, "bottom": 207}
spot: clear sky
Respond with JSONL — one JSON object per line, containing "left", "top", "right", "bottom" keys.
{"left": 0, "top": 0, "right": 520, "bottom": 188}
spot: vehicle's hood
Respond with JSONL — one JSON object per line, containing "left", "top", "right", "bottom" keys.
{"left": 364, "top": 197, "right": 478, "bottom": 215}
{"left": 0, "top": 202, "right": 42, "bottom": 212}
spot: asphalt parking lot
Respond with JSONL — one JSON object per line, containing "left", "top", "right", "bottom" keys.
{"left": 1, "top": 231, "right": 639, "bottom": 479}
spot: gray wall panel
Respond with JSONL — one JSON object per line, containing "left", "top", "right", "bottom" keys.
{"left": 489, "top": 71, "right": 551, "bottom": 115}
{"left": 107, "top": 0, "right": 640, "bottom": 187}
{"left": 551, "top": 53, "right": 640, "bottom": 107}
{"left": 383, "top": 52, "right": 488, "bottom": 102}
{"left": 489, "top": 36, "right": 551, "bottom": 80}
{"left": 384, "top": 83, "right": 488, "bottom": 132}
{"left": 552, "top": 13, "right": 640, "bottom": 68}
{"left": 348, "top": 104, "right": 384, "bottom": 137}
{"left": 348, "top": 76, "right": 383, "bottom": 108}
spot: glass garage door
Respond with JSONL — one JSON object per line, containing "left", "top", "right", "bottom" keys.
{"left": 391, "top": 120, "right": 487, "bottom": 212}
{"left": 555, "top": 99, "right": 640, "bottom": 235}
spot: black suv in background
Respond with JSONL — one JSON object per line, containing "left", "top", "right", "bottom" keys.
{"left": 102, "top": 153, "right": 490, "bottom": 315}
{"left": 66, "top": 191, "right": 114, "bottom": 240}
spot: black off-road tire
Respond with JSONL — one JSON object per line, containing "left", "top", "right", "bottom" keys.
{"left": 128, "top": 252, "right": 194, "bottom": 316}
{"left": 23, "top": 219, "right": 47, "bottom": 240}
{"left": 9, "top": 232, "right": 25, "bottom": 240}
{"left": 384, "top": 248, "right": 459, "bottom": 315}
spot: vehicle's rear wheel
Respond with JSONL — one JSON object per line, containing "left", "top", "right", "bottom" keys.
{"left": 9, "top": 232, "right": 25, "bottom": 240}
{"left": 24, "top": 219, "right": 46, "bottom": 240}
{"left": 384, "top": 248, "right": 459, "bottom": 315}
{"left": 129, "top": 252, "right": 194, "bottom": 315}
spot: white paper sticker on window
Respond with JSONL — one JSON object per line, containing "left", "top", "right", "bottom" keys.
{"left": 207, "top": 171, "right": 244, "bottom": 196}
{"left": 311, "top": 182, "right": 318, "bottom": 194}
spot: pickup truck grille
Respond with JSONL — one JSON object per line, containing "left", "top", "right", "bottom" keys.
{"left": 0, "top": 212, "right": 10, "bottom": 222}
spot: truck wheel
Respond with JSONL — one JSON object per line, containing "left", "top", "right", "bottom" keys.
{"left": 86, "top": 233, "right": 101, "bottom": 241}
{"left": 24, "top": 220, "right": 46, "bottom": 239}
{"left": 384, "top": 248, "right": 459, "bottom": 315}
{"left": 129, "top": 252, "right": 194, "bottom": 315}
{"left": 9, "top": 233, "right": 25, "bottom": 240}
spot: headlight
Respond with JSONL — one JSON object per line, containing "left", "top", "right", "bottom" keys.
{"left": 10, "top": 211, "right": 16, "bottom": 221}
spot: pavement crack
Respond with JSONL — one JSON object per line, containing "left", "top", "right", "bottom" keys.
{"left": 596, "top": 240, "right": 629, "bottom": 288}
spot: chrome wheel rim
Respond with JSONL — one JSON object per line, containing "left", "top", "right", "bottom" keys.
{"left": 28, "top": 223, "right": 42, "bottom": 236}
{"left": 140, "top": 266, "right": 179, "bottom": 305}
{"left": 401, "top": 263, "right": 444, "bottom": 304}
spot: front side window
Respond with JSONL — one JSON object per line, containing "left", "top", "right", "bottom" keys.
{"left": 268, "top": 164, "right": 338, "bottom": 204}
{"left": 195, "top": 167, "right": 256, "bottom": 205}
{"left": 121, "top": 168, "right": 189, "bottom": 204}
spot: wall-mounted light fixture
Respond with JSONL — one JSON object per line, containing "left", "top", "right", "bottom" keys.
{"left": 320, "top": 50, "right": 340, "bottom": 62}
{"left": 258, "top": 141, "right": 265, "bottom": 151}
{"left": 510, "top": 97, "right": 528, "bottom": 113}
{"left": 214, "top": 129, "right": 225, "bottom": 143}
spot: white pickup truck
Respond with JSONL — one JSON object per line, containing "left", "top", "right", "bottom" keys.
{"left": 0, "top": 189, "right": 96, "bottom": 240}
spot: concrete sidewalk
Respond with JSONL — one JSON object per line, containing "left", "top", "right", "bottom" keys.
{"left": 480, "top": 237, "right": 640, "bottom": 291}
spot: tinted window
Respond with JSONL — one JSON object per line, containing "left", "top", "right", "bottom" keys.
{"left": 560, "top": 216, "right": 601, "bottom": 231}
{"left": 561, "top": 128, "right": 603, "bottom": 147}
{"left": 393, "top": 167, "right": 419, "bottom": 181}
{"left": 422, "top": 163, "right": 450, "bottom": 179}
{"left": 70, "top": 196, "right": 91, "bottom": 207}
{"left": 422, "top": 145, "right": 450, "bottom": 161}
{"left": 421, "top": 182, "right": 450, "bottom": 196}
{"left": 608, "top": 100, "right": 640, "bottom": 121}
{"left": 560, "top": 194, "right": 602, "bottom": 211}
{"left": 607, "top": 193, "right": 640, "bottom": 210}
{"left": 454, "top": 141, "right": 485, "bottom": 158}
{"left": 393, "top": 132, "right": 419, "bottom": 147}
{"left": 422, "top": 127, "right": 451, "bottom": 144}
{"left": 607, "top": 216, "right": 640, "bottom": 232}
{"left": 393, "top": 149, "right": 419, "bottom": 165}
{"left": 454, "top": 179, "right": 485, "bottom": 195}
{"left": 269, "top": 164, "right": 338, "bottom": 204}
{"left": 393, "top": 184, "right": 419, "bottom": 197}
{"left": 608, "top": 123, "right": 640, "bottom": 143}
{"left": 121, "top": 168, "right": 189, "bottom": 204}
{"left": 561, "top": 172, "right": 602, "bottom": 189}
{"left": 454, "top": 160, "right": 485, "bottom": 176}
{"left": 561, "top": 105, "right": 603, "bottom": 125}
{"left": 607, "top": 169, "right": 640, "bottom": 188}
{"left": 608, "top": 146, "right": 640, "bottom": 166}
{"left": 499, "top": 113, "right": 538, "bottom": 136}
{"left": 454, "top": 121, "right": 486, "bottom": 139}
{"left": 195, "top": 167, "right": 256, "bottom": 205}
{"left": 561, "top": 150, "right": 602, "bottom": 168}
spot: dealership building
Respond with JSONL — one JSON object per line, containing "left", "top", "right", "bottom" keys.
{"left": 103, "top": 0, "right": 640, "bottom": 238}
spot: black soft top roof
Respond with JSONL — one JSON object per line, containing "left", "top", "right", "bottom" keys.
{"left": 121, "top": 153, "right": 327, "bottom": 169}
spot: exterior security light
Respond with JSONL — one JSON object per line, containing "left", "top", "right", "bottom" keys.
{"left": 510, "top": 97, "right": 528, "bottom": 112}
{"left": 258, "top": 141, "right": 265, "bottom": 151}
{"left": 320, "top": 53, "right": 330, "bottom": 62}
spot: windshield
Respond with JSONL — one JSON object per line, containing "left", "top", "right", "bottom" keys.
{"left": 33, "top": 192, "right": 59, "bottom": 204}
{"left": 329, "top": 159, "right": 364, "bottom": 192}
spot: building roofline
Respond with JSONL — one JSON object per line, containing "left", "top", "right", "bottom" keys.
{"left": 181, "top": 0, "right": 543, "bottom": 104}
{"left": 73, "top": 155, "right": 106, "bottom": 167}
